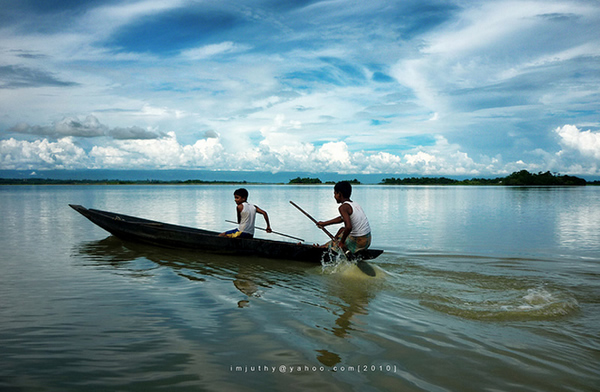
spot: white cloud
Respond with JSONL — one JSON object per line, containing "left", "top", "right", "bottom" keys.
{"left": 424, "top": 2, "right": 544, "bottom": 55}
{"left": 391, "top": 0, "right": 600, "bottom": 117}
{"left": 315, "top": 142, "right": 353, "bottom": 169}
{"left": 81, "top": 0, "right": 188, "bottom": 41}
{"left": 401, "top": 136, "right": 484, "bottom": 175}
{"left": 556, "top": 124, "right": 600, "bottom": 160}
{"left": 356, "top": 152, "right": 403, "bottom": 174}
{"left": 0, "top": 137, "right": 88, "bottom": 169}
{"left": 3, "top": 122, "right": 600, "bottom": 176}
{"left": 90, "top": 132, "right": 191, "bottom": 168}
{"left": 181, "top": 42, "right": 251, "bottom": 60}
{"left": 0, "top": 126, "right": 496, "bottom": 174}
{"left": 405, "top": 151, "right": 436, "bottom": 166}
{"left": 182, "top": 137, "right": 226, "bottom": 166}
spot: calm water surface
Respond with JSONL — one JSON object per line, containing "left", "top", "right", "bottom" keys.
{"left": 1, "top": 185, "right": 599, "bottom": 392}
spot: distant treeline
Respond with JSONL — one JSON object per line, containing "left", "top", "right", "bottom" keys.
{"left": 0, "top": 178, "right": 249, "bottom": 185}
{"left": 1, "top": 171, "right": 597, "bottom": 186}
{"left": 381, "top": 170, "right": 589, "bottom": 186}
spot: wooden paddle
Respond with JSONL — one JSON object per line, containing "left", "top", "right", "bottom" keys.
{"left": 289, "top": 201, "right": 376, "bottom": 277}
{"left": 225, "top": 220, "right": 304, "bottom": 242}
{"left": 289, "top": 201, "right": 336, "bottom": 240}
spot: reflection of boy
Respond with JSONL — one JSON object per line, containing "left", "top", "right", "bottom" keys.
{"left": 317, "top": 181, "right": 371, "bottom": 254}
{"left": 219, "top": 188, "right": 271, "bottom": 239}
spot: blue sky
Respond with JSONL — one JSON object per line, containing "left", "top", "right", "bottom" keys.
{"left": 1, "top": 0, "right": 599, "bottom": 176}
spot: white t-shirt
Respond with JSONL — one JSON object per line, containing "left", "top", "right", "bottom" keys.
{"left": 239, "top": 202, "right": 256, "bottom": 235}
{"left": 343, "top": 201, "right": 371, "bottom": 237}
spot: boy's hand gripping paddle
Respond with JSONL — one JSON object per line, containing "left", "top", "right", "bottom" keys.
{"left": 290, "top": 201, "right": 376, "bottom": 277}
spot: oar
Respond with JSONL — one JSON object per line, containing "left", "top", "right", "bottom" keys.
{"left": 289, "top": 201, "right": 376, "bottom": 277}
{"left": 289, "top": 201, "right": 335, "bottom": 240}
{"left": 225, "top": 220, "right": 304, "bottom": 242}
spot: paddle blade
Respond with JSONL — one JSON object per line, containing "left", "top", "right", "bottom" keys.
{"left": 356, "top": 260, "right": 376, "bottom": 277}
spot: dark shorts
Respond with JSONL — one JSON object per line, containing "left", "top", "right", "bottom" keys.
{"left": 223, "top": 229, "right": 254, "bottom": 239}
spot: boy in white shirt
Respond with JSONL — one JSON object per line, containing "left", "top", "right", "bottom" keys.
{"left": 220, "top": 188, "right": 271, "bottom": 239}
{"left": 317, "top": 181, "right": 371, "bottom": 254}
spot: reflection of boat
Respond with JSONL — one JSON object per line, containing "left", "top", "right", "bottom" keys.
{"left": 70, "top": 205, "right": 383, "bottom": 264}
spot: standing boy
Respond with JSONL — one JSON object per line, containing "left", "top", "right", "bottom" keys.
{"left": 317, "top": 181, "right": 371, "bottom": 254}
{"left": 220, "top": 188, "right": 272, "bottom": 239}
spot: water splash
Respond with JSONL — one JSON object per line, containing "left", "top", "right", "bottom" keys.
{"left": 318, "top": 247, "right": 383, "bottom": 279}
{"left": 320, "top": 247, "right": 353, "bottom": 275}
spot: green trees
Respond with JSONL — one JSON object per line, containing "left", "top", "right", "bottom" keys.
{"left": 288, "top": 177, "right": 322, "bottom": 184}
{"left": 287, "top": 177, "right": 361, "bottom": 184}
{"left": 380, "top": 177, "right": 459, "bottom": 185}
{"left": 502, "top": 170, "right": 586, "bottom": 186}
{"left": 380, "top": 170, "right": 586, "bottom": 186}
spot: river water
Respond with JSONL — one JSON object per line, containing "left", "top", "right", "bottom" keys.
{"left": 0, "top": 185, "right": 598, "bottom": 391}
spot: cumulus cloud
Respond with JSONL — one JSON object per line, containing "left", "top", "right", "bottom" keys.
{"left": 3, "top": 116, "right": 600, "bottom": 176}
{"left": 556, "top": 124, "right": 600, "bottom": 160}
{"left": 546, "top": 124, "right": 600, "bottom": 175}
{"left": 86, "top": 132, "right": 226, "bottom": 169}
{"left": 9, "top": 115, "right": 165, "bottom": 140}
{"left": 0, "top": 137, "right": 89, "bottom": 169}
{"left": 0, "top": 125, "right": 499, "bottom": 174}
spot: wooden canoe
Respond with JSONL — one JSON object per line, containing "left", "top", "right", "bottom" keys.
{"left": 69, "top": 205, "right": 383, "bottom": 264}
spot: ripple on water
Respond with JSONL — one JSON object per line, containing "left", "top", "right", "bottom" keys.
{"left": 419, "top": 278, "right": 580, "bottom": 322}
{"left": 371, "top": 253, "right": 581, "bottom": 322}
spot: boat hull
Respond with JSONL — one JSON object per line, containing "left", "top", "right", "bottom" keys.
{"left": 69, "top": 205, "right": 383, "bottom": 264}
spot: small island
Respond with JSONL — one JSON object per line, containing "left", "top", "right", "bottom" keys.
{"left": 288, "top": 177, "right": 361, "bottom": 185}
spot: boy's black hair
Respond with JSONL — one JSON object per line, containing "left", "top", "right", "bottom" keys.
{"left": 234, "top": 188, "right": 249, "bottom": 199}
{"left": 334, "top": 181, "right": 352, "bottom": 198}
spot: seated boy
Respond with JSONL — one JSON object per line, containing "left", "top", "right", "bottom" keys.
{"left": 219, "top": 188, "right": 271, "bottom": 239}
{"left": 317, "top": 181, "right": 371, "bottom": 254}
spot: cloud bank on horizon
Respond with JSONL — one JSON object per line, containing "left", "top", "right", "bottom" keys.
{"left": 1, "top": 0, "right": 599, "bottom": 176}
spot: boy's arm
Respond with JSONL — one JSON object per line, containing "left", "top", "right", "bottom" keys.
{"left": 317, "top": 216, "right": 343, "bottom": 227}
{"left": 255, "top": 206, "right": 272, "bottom": 233}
